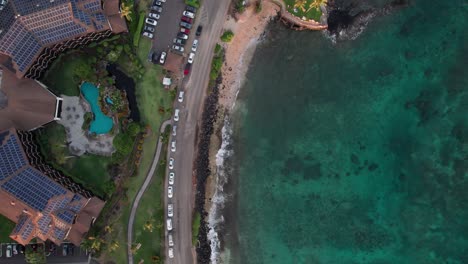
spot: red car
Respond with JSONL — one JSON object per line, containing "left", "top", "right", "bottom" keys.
{"left": 184, "top": 63, "right": 191, "bottom": 76}
{"left": 181, "top": 16, "right": 193, "bottom": 24}
{"left": 180, "top": 27, "right": 190, "bottom": 34}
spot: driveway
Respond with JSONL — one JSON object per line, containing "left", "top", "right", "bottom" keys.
{"left": 0, "top": 243, "right": 88, "bottom": 264}
{"left": 164, "top": 0, "right": 231, "bottom": 263}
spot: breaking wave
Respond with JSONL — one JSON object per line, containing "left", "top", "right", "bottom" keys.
{"left": 208, "top": 118, "right": 234, "bottom": 264}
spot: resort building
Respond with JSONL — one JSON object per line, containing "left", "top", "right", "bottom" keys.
{"left": 0, "top": 0, "right": 126, "bottom": 246}
{"left": 0, "top": 128, "right": 105, "bottom": 245}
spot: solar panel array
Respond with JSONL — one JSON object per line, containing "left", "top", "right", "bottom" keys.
{"left": 12, "top": 215, "right": 30, "bottom": 235}
{"left": 1, "top": 167, "right": 67, "bottom": 211}
{"left": 21, "top": 222, "right": 34, "bottom": 241}
{"left": 56, "top": 210, "right": 76, "bottom": 224}
{"left": 0, "top": 132, "right": 27, "bottom": 181}
{"left": 53, "top": 227, "right": 67, "bottom": 240}
{"left": 0, "top": 0, "right": 111, "bottom": 74}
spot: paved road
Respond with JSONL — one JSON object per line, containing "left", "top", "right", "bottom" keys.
{"left": 127, "top": 119, "right": 171, "bottom": 264}
{"left": 165, "top": 0, "right": 231, "bottom": 263}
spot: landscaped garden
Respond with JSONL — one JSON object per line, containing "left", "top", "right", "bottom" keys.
{"left": 283, "top": 0, "right": 327, "bottom": 21}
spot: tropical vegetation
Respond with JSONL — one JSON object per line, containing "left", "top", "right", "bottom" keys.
{"left": 284, "top": 0, "right": 327, "bottom": 21}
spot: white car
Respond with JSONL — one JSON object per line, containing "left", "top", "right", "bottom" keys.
{"left": 145, "top": 18, "right": 157, "bottom": 26}
{"left": 149, "top": 12, "right": 160, "bottom": 19}
{"left": 143, "top": 32, "right": 153, "bottom": 39}
{"left": 178, "top": 91, "right": 185, "bottom": 102}
{"left": 168, "top": 247, "right": 174, "bottom": 258}
{"left": 188, "top": 52, "right": 195, "bottom": 64}
{"left": 168, "top": 233, "right": 174, "bottom": 246}
{"left": 159, "top": 51, "right": 166, "bottom": 64}
{"left": 6, "top": 244, "right": 12, "bottom": 258}
{"left": 192, "top": 39, "right": 198, "bottom": 52}
{"left": 168, "top": 204, "right": 174, "bottom": 217}
{"left": 166, "top": 219, "right": 173, "bottom": 231}
{"left": 171, "top": 141, "right": 176, "bottom": 152}
{"left": 183, "top": 10, "right": 195, "bottom": 18}
{"left": 168, "top": 186, "right": 173, "bottom": 198}
{"left": 172, "top": 125, "right": 177, "bottom": 136}
{"left": 169, "top": 158, "right": 174, "bottom": 169}
{"left": 172, "top": 45, "right": 184, "bottom": 52}
{"left": 168, "top": 172, "right": 175, "bottom": 185}
{"left": 174, "top": 109, "right": 180, "bottom": 121}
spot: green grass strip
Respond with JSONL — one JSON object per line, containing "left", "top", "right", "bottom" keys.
{"left": 133, "top": 12, "right": 146, "bottom": 47}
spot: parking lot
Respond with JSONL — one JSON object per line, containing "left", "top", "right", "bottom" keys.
{"left": 0, "top": 242, "right": 88, "bottom": 263}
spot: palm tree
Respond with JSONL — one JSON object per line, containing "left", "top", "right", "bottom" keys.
{"left": 104, "top": 225, "right": 113, "bottom": 234}
{"left": 294, "top": 0, "right": 308, "bottom": 12}
{"left": 307, "top": 0, "right": 327, "bottom": 12}
{"left": 143, "top": 220, "right": 154, "bottom": 233}
{"left": 108, "top": 240, "right": 120, "bottom": 252}
{"left": 151, "top": 255, "right": 161, "bottom": 263}
{"left": 120, "top": 3, "right": 133, "bottom": 21}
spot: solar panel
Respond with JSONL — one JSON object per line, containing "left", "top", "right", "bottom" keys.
{"left": 56, "top": 210, "right": 75, "bottom": 224}
{"left": 12, "top": 215, "right": 30, "bottom": 235}
{"left": 21, "top": 222, "right": 34, "bottom": 240}
{"left": 53, "top": 227, "right": 67, "bottom": 240}
{"left": 1, "top": 167, "right": 67, "bottom": 211}
{"left": 0, "top": 133, "right": 27, "bottom": 181}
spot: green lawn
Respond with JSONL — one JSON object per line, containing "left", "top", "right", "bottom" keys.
{"left": 36, "top": 123, "right": 113, "bottom": 198}
{"left": 132, "top": 133, "right": 167, "bottom": 262}
{"left": 100, "top": 31, "right": 173, "bottom": 263}
{"left": 42, "top": 52, "right": 88, "bottom": 96}
{"left": 283, "top": 0, "right": 323, "bottom": 21}
{"left": 0, "top": 215, "right": 15, "bottom": 242}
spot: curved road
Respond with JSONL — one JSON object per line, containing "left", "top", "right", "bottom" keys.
{"left": 127, "top": 119, "right": 171, "bottom": 264}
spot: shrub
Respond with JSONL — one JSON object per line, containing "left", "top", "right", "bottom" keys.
{"left": 255, "top": 0, "right": 262, "bottom": 13}
{"left": 133, "top": 12, "right": 146, "bottom": 47}
{"left": 214, "top": 43, "right": 222, "bottom": 54}
{"left": 185, "top": 0, "right": 200, "bottom": 8}
{"left": 235, "top": 0, "right": 245, "bottom": 13}
{"left": 220, "top": 30, "right": 234, "bottom": 42}
{"left": 113, "top": 133, "right": 134, "bottom": 156}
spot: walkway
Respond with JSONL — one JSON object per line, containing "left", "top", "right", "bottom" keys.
{"left": 271, "top": 0, "right": 328, "bottom": 30}
{"left": 127, "top": 119, "right": 171, "bottom": 264}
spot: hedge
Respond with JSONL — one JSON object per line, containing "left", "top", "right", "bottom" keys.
{"left": 133, "top": 12, "right": 146, "bottom": 47}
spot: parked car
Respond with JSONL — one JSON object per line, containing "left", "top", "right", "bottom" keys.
{"left": 188, "top": 52, "right": 195, "bottom": 64}
{"left": 181, "top": 16, "right": 193, "bottom": 24}
{"left": 172, "top": 125, "right": 177, "bottom": 136}
{"left": 13, "top": 244, "right": 18, "bottom": 255}
{"left": 168, "top": 247, "right": 174, "bottom": 258}
{"left": 144, "top": 25, "right": 155, "bottom": 32}
{"left": 154, "top": 0, "right": 163, "bottom": 6}
{"left": 168, "top": 186, "right": 173, "bottom": 198}
{"left": 151, "top": 6, "right": 162, "bottom": 13}
{"left": 184, "top": 63, "right": 191, "bottom": 76}
{"left": 192, "top": 39, "right": 199, "bottom": 52}
{"left": 177, "top": 32, "right": 189, "bottom": 39}
{"left": 6, "top": 244, "right": 12, "bottom": 258}
{"left": 173, "top": 38, "right": 186, "bottom": 45}
{"left": 183, "top": 10, "right": 195, "bottom": 18}
{"left": 178, "top": 91, "right": 185, "bottom": 102}
{"left": 159, "top": 51, "right": 167, "bottom": 64}
{"left": 169, "top": 172, "right": 175, "bottom": 185}
{"left": 171, "top": 141, "right": 176, "bottom": 152}
{"left": 143, "top": 32, "right": 153, "bottom": 39}
{"left": 174, "top": 109, "right": 180, "bottom": 121}
{"left": 180, "top": 21, "right": 192, "bottom": 29}
{"left": 166, "top": 219, "right": 173, "bottom": 231}
{"left": 149, "top": 12, "right": 160, "bottom": 20}
{"left": 186, "top": 5, "right": 197, "bottom": 13}
{"left": 168, "top": 233, "right": 174, "bottom": 247}
{"left": 180, "top": 27, "right": 190, "bottom": 34}
{"left": 169, "top": 158, "right": 174, "bottom": 169}
{"left": 196, "top": 25, "right": 203, "bottom": 36}
{"left": 168, "top": 204, "right": 174, "bottom": 217}
{"left": 145, "top": 18, "right": 157, "bottom": 26}
{"left": 172, "top": 44, "right": 184, "bottom": 53}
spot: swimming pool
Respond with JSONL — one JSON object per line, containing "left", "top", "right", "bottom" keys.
{"left": 80, "top": 82, "right": 113, "bottom": 134}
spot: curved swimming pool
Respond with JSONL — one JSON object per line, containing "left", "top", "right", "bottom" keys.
{"left": 80, "top": 82, "right": 113, "bottom": 134}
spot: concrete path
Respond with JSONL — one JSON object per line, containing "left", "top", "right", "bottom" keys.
{"left": 127, "top": 119, "right": 171, "bottom": 264}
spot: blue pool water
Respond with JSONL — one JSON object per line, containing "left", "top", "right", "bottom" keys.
{"left": 80, "top": 82, "right": 113, "bottom": 134}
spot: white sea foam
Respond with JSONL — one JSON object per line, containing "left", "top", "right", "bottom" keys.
{"left": 208, "top": 118, "right": 234, "bottom": 264}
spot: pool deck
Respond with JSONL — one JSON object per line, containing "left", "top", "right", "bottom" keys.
{"left": 57, "top": 95, "right": 115, "bottom": 156}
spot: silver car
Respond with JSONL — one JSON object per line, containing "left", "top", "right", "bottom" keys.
{"left": 166, "top": 219, "right": 173, "bottom": 231}
{"left": 169, "top": 172, "right": 175, "bottom": 185}
{"left": 168, "top": 186, "right": 173, "bottom": 198}
{"left": 168, "top": 204, "right": 174, "bottom": 217}
{"left": 169, "top": 158, "right": 174, "bottom": 169}
{"left": 171, "top": 141, "right": 176, "bottom": 152}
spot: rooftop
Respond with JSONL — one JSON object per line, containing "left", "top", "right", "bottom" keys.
{"left": 0, "top": 128, "right": 105, "bottom": 245}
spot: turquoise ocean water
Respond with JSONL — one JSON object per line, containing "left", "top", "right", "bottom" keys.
{"left": 217, "top": 0, "right": 468, "bottom": 263}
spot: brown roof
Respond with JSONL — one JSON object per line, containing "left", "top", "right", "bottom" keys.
{"left": 107, "top": 14, "right": 129, "bottom": 34}
{"left": 0, "top": 66, "right": 58, "bottom": 131}
{"left": 103, "top": 0, "right": 121, "bottom": 16}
